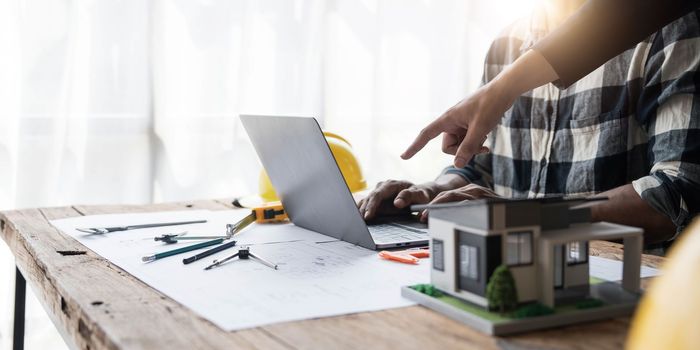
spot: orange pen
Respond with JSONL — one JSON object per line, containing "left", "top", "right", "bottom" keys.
{"left": 379, "top": 250, "right": 420, "bottom": 264}
{"left": 406, "top": 249, "right": 429, "bottom": 258}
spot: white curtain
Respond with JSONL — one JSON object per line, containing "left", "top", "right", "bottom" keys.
{"left": 0, "top": 0, "right": 535, "bottom": 348}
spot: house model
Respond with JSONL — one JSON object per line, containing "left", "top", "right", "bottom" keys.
{"left": 402, "top": 197, "right": 645, "bottom": 335}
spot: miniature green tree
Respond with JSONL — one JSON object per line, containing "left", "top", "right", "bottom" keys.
{"left": 486, "top": 265, "right": 518, "bottom": 314}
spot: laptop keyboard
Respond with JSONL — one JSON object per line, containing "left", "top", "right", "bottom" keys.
{"left": 368, "top": 223, "right": 428, "bottom": 244}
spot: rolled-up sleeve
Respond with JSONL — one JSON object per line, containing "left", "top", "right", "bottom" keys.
{"left": 633, "top": 21, "right": 700, "bottom": 235}
{"left": 442, "top": 152, "right": 494, "bottom": 189}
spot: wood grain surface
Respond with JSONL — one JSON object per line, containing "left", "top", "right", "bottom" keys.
{"left": 0, "top": 199, "right": 666, "bottom": 350}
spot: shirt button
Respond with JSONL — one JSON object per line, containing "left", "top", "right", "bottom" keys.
{"left": 546, "top": 104, "right": 554, "bottom": 115}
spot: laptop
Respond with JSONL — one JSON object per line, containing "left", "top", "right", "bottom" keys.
{"left": 240, "top": 115, "right": 428, "bottom": 250}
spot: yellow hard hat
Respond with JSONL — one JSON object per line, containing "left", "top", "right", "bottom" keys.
{"left": 626, "top": 220, "right": 700, "bottom": 349}
{"left": 258, "top": 131, "right": 367, "bottom": 202}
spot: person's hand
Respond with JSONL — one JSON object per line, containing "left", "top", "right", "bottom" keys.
{"left": 401, "top": 79, "right": 515, "bottom": 168}
{"left": 401, "top": 49, "right": 558, "bottom": 168}
{"left": 418, "top": 183, "right": 500, "bottom": 221}
{"left": 358, "top": 180, "right": 442, "bottom": 220}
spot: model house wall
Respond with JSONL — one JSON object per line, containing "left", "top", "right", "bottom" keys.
{"left": 503, "top": 225, "right": 541, "bottom": 303}
{"left": 430, "top": 219, "right": 548, "bottom": 306}
{"left": 428, "top": 199, "right": 600, "bottom": 309}
{"left": 430, "top": 218, "right": 488, "bottom": 305}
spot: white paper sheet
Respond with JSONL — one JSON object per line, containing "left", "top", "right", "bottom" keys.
{"left": 51, "top": 210, "right": 430, "bottom": 330}
{"left": 589, "top": 255, "right": 660, "bottom": 282}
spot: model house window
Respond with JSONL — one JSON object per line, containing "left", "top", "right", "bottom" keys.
{"left": 506, "top": 231, "right": 533, "bottom": 266}
{"left": 459, "top": 244, "right": 478, "bottom": 280}
{"left": 432, "top": 239, "right": 444, "bottom": 271}
{"left": 567, "top": 241, "right": 588, "bottom": 264}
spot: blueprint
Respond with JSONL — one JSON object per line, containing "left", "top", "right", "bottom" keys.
{"left": 51, "top": 210, "right": 430, "bottom": 330}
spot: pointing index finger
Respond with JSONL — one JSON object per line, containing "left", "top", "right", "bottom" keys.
{"left": 453, "top": 125, "right": 489, "bottom": 168}
{"left": 401, "top": 121, "right": 442, "bottom": 160}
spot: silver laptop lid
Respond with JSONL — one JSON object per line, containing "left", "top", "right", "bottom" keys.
{"left": 240, "top": 115, "right": 376, "bottom": 250}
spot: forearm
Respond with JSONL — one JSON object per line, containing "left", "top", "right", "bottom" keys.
{"left": 491, "top": 49, "right": 560, "bottom": 100}
{"left": 532, "top": 0, "right": 700, "bottom": 87}
{"left": 590, "top": 184, "right": 676, "bottom": 244}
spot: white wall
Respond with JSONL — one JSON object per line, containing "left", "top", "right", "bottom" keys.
{"left": 565, "top": 263, "right": 589, "bottom": 288}
{"left": 503, "top": 226, "right": 541, "bottom": 303}
{"left": 429, "top": 218, "right": 457, "bottom": 293}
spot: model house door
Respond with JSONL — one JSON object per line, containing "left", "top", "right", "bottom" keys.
{"left": 553, "top": 245, "right": 564, "bottom": 288}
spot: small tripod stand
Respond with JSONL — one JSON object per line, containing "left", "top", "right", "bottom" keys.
{"left": 204, "top": 247, "right": 278, "bottom": 270}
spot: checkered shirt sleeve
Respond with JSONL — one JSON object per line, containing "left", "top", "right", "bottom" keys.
{"left": 632, "top": 13, "right": 700, "bottom": 234}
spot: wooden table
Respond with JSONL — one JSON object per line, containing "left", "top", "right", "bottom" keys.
{"left": 1, "top": 199, "right": 665, "bottom": 350}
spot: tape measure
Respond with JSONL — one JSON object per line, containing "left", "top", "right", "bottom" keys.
{"left": 227, "top": 201, "right": 288, "bottom": 236}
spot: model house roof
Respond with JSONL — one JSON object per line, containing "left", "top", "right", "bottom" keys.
{"left": 540, "top": 221, "right": 643, "bottom": 243}
{"left": 418, "top": 197, "right": 601, "bottom": 231}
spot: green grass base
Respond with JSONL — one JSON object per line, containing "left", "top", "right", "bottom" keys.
{"left": 410, "top": 284, "right": 606, "bottom": 322}
{"left": 434, "top": 294, "right": 510, "bottom": 322}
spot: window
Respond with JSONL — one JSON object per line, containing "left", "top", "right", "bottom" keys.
{"left": 506, "top": 231, "right": 533, "bottom": 266}
{"left": 432, "top": 239, "right": 444, "bottom": 271}
{"left": 460, "top": 244, "right": 479, "bottom": 280}
{"left": 567, "top": 241, "right": 588, "bottom": 264}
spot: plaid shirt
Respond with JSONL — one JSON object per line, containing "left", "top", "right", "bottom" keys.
{"left": 447, "top": 9, "right": 700, "bottom": 238}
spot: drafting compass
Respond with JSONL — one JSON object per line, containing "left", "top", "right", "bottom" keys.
{"left": 204, "top": 247, "right": 278, "bottom": 270}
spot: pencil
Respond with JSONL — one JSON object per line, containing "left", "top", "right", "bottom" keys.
{"left": 142, "top": 238, "right": 224, "bottom": 262}
{"left": 182, "top": 240, "right": 237, "bottom": 264}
